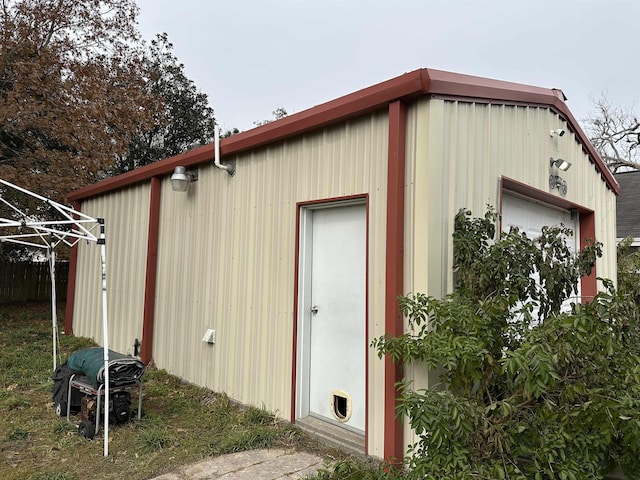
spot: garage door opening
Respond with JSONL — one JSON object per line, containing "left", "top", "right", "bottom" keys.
{"left": 501, "top": 192, "right": 581, "bottom": 312}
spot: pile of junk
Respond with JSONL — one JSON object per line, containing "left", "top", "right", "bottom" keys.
{"left": 52, "top": 347, "right": 145, "bottom": 439}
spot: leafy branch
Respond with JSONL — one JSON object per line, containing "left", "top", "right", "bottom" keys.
{"left": 373, "top": 208, "right": 640, "bottom": 479}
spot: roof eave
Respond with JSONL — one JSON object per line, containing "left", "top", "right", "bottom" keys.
{"left": 68, "top": 68, "right": 619, "bottom": 201}
{"left": 68, "top": 69, "right": 430, "bottom": 202}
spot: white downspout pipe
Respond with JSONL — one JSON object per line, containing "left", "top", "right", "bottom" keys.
{"left": 214, "top": 125, "right": 226, "bottom": 172}
{"left": 213, "top": 125, "right": 235, "bottom": 176}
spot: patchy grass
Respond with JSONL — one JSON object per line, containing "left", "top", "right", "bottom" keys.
{"left": 0, "top": 303, "right": 373, "bottom": 480}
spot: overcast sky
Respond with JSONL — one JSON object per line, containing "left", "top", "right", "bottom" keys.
{"left": 134, "top": 0, "right": 640, "bottom": 133}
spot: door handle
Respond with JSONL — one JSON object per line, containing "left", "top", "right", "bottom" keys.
{"left": 310, "top": 305, "right": 319, "bottom": 314}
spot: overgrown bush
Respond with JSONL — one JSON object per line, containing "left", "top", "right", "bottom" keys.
{"left": 373, "top": 208, "right": 640, "bottom": 480}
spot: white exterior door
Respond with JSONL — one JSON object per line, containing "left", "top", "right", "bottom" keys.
{"left": 502, "top": 194, "right": 580, "bottom": 309}
{"left": 296, "top": 203, "right": 366, "bottom": 432}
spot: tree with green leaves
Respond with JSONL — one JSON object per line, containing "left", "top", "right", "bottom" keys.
{"left": 253, "top": 107, "right": 288, "bottom": 127}
{"left": 111, "top": 32, "right": 216, "bottom": 174}
{"left": 373, "top": 208, "right": 640, "bottom": 480}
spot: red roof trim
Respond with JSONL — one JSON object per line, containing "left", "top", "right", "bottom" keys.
{"left": 68, "top": 143, "right": 215, "bottom": 201}
{"left": 69, "top": 68, "right": 618, "bottom": 201}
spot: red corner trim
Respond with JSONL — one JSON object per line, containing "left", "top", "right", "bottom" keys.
{"left": 141, "top": 177, "right": 161, "bottom": 364}
{"left": 384, "top": 101, "right": 406, "bottom": 463}
{"left": 64, "top": 201, "right": 81, "bottom": 335}
{"left": 579, "top": 212, "right": 597, "bottom": 301}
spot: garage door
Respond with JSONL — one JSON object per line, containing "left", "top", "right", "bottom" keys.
{"left": 502, "top": 193, "right": 580, "bottom": 310}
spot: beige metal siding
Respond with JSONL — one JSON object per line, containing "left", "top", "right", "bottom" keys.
{"left": 72, "top": 183, "right": 150, "bottom": 356}
{"left": 70, "top": 96, "right": 616, "bottom": 460}
{"left": 150, "top": 113, "right": 390, "bottom": 456}
{"left": 403, "top": 97, "right": 618, "bottom": 447}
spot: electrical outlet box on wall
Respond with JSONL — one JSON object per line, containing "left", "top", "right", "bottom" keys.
{"left": 202, "top": 329, "right": 216, "bottom": 344}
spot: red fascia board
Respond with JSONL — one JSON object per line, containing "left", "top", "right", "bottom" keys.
{"left": 427, "top": 68, "right": 556, "bottom": 104}
{"left": 68, "top": 67, "right": 618, "bottom": 201}
{"left": 68, "top": 143, "right": 215, "bottom": 201}
{"left": 69, "top": 70, "right": 430, "bottom": 202}
{"left": 220, "top": 69, "right": 429, "bottom": 157}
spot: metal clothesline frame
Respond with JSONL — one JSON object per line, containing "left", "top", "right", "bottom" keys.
{"left": 0, "top": 178, "right": 113, "bottom": 457}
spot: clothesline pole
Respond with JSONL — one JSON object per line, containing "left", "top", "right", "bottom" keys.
{"left": 98, "top": 219, "right": 110, "bottom": 457}
{"left": 49, "top": 248, "right": 58, "bottom": 371}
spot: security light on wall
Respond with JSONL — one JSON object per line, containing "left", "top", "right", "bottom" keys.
{"left": 170, "top": 166, "right": 198, "bottom": 192}
{"left": 550, "top": 157, "right": 572, "bottom": 171}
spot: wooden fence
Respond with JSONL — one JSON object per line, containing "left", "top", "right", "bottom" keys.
{"left": 0, "top": 262, "right": 69, "bottom": 304}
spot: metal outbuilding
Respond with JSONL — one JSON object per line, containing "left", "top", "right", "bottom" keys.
{"left": 65, "top": 68, "right": 619, "bottom": 461}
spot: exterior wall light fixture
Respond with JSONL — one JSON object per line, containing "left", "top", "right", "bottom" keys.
{"left": 170, "top": 166, "right": 198, "bottom": 192}
{"left": 549, "top": 157, "right": 571, "bottom": 196}
{"left": 550, "top": 157, "right": 572, "bottom": 171}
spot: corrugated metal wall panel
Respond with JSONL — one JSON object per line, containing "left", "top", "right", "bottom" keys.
{"left": 150, "top": 113, "right": 390, "bottom": 455}
{"left": 402, "top": 98, "right": 618, "bottom": 447}
{"left": 72, "top": 183, "right": 151, "bottom": 356}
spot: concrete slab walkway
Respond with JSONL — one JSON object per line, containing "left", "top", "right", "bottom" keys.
{"left": 150, "top": 448, "right": 327, "bottom": 480}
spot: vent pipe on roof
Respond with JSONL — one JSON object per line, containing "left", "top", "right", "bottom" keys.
{"left": 214, "top": 125, "right": 235, "bottom": 176}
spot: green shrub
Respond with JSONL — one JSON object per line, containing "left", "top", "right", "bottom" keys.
{"left": 374, "top": 208, "right": 640, "bottom": 479}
